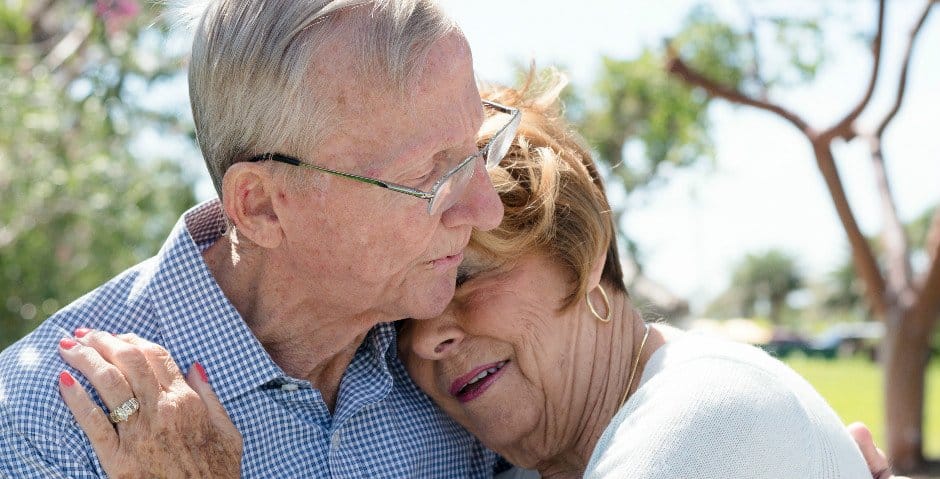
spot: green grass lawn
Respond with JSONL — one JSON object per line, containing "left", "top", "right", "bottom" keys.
{"left": 785, "top": 356, "right": 940, "bottom": 458}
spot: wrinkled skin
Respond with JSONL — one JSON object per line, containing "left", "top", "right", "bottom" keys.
{"left": 58, "top": 331, "right": 242, "bottom": 479}
{"left": 59, "top": 332, "right": 906, "bottom": 478}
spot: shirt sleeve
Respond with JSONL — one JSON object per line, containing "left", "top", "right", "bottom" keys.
{"left": 0, "top": 406, "right": 103, "bottom": 479}
{"left": 584, "top": 357, "right": 866, "bottom": 479}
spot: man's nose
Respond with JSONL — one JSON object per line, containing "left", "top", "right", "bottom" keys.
{"left": 441, "top": 159, "right": 503, "bottom": 231}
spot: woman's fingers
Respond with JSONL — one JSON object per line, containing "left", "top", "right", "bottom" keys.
{"left": 116, "top": 333, "right": 186, "bottom": 388}
{"left": 184, "top": 363, "right": 244, "bottom": 476}
{"left": 57, "top": 371, "right": 119, "bottom": 457}
{"left": 74, "top": 331, "right": 162, "bottom": 404}
{"left": 186, "top": 363, "right": 225, "bottom": 424}
{"left": 186, "top": 363, "right": 242, "bottom": 440}
{"left": 58, "top": 332, "right": 243, "bottom": 478}
{"left": 846, "top": 422, "right": 895, "bottom": 479}
{"left": 58, "top": 337, "right": 137, "bottom": 412}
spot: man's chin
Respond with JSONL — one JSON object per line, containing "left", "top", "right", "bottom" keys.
{"left": 404, "top": 278, "right": 456, "bottom": 320}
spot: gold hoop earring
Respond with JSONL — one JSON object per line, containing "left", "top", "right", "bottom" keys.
{"left": 587, "top": 285, "right": 611, "bottom": 323}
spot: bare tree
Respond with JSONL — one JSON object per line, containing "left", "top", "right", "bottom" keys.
{"left": 665, "top": 0, "right": 939, "bottom": 471}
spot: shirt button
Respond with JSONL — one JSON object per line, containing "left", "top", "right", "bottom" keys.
{"left": 331, "top": 430, "right": 342, "bottom": 449}
{"left": 281, "top": 383, "right": 299, "bottom": 392}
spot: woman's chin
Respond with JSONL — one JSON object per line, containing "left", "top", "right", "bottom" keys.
{"left": 461, "top": 403, "right": 543, "bottom": 466}
{"left": 483, "top": 437, "right": 543, "bottom": 471}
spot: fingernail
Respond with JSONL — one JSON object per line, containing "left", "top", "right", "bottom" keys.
{"left": 59, "top": 338, "right": 77, "bottom": 350}
{"left": 194, "top": 362, "right": 209, "bottom": 383}
{"left": 59, "top": 371, "right": 75, "bottom": 387}
{"left": 74, "top": 327, "right": 91, "bottom": 338}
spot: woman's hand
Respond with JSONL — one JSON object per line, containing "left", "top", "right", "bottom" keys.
{"left": 57, "top": 330, "right": 243, "bottom": 478}
{"left": 847, "top": 422, "right": 909, "bottom": 479}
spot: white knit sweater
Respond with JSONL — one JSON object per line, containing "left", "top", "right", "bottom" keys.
{"left": 584, "top": 332, "right": 870, "bottom": 478}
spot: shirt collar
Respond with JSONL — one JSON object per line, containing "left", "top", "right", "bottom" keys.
{"left": 372, "top": 321, "right": 397, "bottom": 363}
{"left": 144, "top": 200, "right": 285, "bottom": 404}
{"left": 142, "top": 199, "right": 407, "bottom": 409}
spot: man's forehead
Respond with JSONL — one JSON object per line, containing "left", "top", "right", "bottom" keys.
{"left": 327, "top": 84, "right": 481, "bottom": 165}
{"left": 304, "top": 27, "right": 480, "bottom": 168}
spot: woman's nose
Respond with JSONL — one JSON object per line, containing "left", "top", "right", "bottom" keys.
{"left": 407, "top": 314, "right": 466, "bottom": 360}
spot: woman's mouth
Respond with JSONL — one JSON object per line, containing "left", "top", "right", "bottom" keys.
{"left": 449, "top": 360, "right": 509, "bottom": 403}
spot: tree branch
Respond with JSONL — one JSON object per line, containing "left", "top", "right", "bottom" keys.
{"left": 812, "top": 142, "right": 888, "bottom": 316}
{"left": 912, "top": 230, "right": 940, "bottom": 337}
{"left": 665, "top": 51, "right": 811, "bottom": 134}
{"left": 867, "top": 136, "right": 915, "bottom": 306}
{"left": 738, "top": 0, "right": 769, "bottom": 98}
{"left": 27, "top": 0, "right": 59, "bottom": 46}
{"left": 927, "top": 207, "right": 940, "bottom": 263}
{"left": 861, "top": 1, "right": 937, "bottom": 311}
{"left": 40, "top": 12, "right": 93, "bottom": 72}
{"left": 876, "top": 0, "right": 937, "bottom": 138}
{"left": 821, "top": 0, "right": 886, "bottom": 143}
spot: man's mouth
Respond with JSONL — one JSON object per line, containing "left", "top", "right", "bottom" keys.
{"left": 449, "top": 360, "right": 509, "bottom": 403}
{"left": 431, "top": 251, "right": 463, "bottom": 270}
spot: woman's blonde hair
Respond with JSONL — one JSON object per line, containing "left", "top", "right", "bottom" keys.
{"left": 183, "top": 0, "right": 456, "bottom": 196}
{"left": 474, "top": 73, "right": 627, "bottom": 308}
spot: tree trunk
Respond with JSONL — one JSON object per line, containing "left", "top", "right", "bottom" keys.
{"left": 882, "top": 306, "right": 931, "bottom": 472}
{"left": 663, "top": 3, "right": 940, "bottom": 467}
{"left": 770, "top": 298, "right": 784, "bottom": 325}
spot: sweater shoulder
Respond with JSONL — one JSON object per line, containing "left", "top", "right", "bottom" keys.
{"left": 585, "top": 333, "right": 869, "bottom": 479}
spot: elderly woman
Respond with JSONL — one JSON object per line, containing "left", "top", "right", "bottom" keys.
{"left": 59, "top": 80, "right": 900, "bottom": 478}
{"left": 396, "top": 79, "right": 874, "bottom": 478}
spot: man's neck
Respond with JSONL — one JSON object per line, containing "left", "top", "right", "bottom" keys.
{"left": 202, "top": 232, "right": 389, "bottom": 411}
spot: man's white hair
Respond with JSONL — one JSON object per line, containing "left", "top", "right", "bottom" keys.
{"left": 173, "top": 0, "right": 457, "bottom": 196}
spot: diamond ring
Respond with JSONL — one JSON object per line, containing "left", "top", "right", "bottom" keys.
{"left": 108, "top": 397, "right": 140, "bottom": 424}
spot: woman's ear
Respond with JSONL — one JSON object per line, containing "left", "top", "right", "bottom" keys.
{"left": 220, "top": 163, "right": 283, "bottom": 249}
{"left": 587, "top": 250, "right": 607, "bottom": 291}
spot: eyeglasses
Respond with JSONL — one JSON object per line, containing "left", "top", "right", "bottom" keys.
{"left": 249, "top": 100, "right": 521, "bottom": 216}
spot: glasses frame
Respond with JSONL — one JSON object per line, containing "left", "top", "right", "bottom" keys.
{"left": 249, "top": 100, "right": 520, "bottom": 215}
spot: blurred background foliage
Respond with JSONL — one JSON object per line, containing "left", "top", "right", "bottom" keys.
{"left": 0, "top": 0, "right": 196, "bottom": 345}
{"left": 0, "top": 0, "right": 937, "bottom": 470}
{"left": 0, "top": 1, "right": 859, "bottom": 348}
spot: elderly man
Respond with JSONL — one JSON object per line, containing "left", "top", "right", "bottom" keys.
{"left": 0, "top": 1, "right": 906, "bottom": 478}
{"left": 0, "top": 0, "right": 516, "bottom": 476}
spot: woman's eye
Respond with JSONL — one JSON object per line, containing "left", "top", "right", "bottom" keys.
{"left": 455, "top": 270, "right": 471, "bottom": 288}
{"left": 455, "top": 265, "right": 479, "bottom": 288}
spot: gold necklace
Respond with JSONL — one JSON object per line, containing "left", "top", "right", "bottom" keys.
{"left": 618, "top": 323, "right": 650, "bottom": 409}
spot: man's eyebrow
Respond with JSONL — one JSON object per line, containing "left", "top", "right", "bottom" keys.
{"left": 394, "top": 140, "right": 459, "bottom": 167}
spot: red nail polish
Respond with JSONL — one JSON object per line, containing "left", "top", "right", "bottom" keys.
{"left": 194, "top": 362, "right": 209, "bottom": 383}
{"left": 74, "top": 328, "right": 91, "bottom": 338}
{"left": 59, "top": 338, "right": 77, "bottom": 350}
{"left": 59, "top": 371, "right": 75, "bottom": 387}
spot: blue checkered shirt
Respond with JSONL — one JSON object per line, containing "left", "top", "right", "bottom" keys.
{"left": 0, "top": 200, "right": 500, "bottom": 478}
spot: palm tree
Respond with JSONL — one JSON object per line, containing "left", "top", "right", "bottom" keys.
{"left": 730, "top": 250, "right": 802, "bottom": 324}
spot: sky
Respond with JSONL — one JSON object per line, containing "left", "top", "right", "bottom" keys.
{"left": 153, "top": 1, "right": 940, "bottom": 313}
{"left": 437, "top": 0, "right": 940, "bottom": 311}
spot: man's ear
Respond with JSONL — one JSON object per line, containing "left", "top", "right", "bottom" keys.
{"left": 220, "top": 163, "right": 283, "bottom": 249}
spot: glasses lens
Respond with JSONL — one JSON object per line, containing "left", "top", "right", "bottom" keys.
{"left": 485, "top": 110, "right": 521, "bottom": 167}
{"left": 428, "top": 154, "right": 479, "bottom": 215}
